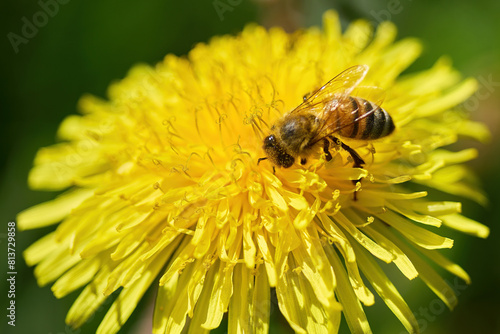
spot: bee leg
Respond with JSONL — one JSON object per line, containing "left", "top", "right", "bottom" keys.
{"left": 323, "top": 138, "right": 333, "bottom": 161}
{"left": 340, "top": 142, "right": 365, "bottom": 168}
{"left": 257, "top": 156, "right": 276, "bottom": 174}
{"left": 330, "top": 136, "right": 365, "bottom": 200}
{"left": 328, "top": 136, "right": 365, "bottom": 167}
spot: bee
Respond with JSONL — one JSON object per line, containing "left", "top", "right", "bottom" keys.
{"left": 258, "top": 64, "right": 395, "bottom": 176}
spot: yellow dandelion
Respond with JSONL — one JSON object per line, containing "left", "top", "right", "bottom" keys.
{"left": 18, "top": 10, "right": 490, "bottom": 334}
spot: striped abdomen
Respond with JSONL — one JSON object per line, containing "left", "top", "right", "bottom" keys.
{"left": 337, "top": 96, "right": 395, "bottom": 140}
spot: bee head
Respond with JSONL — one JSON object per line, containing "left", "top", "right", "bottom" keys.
{"left": 262, "top": 134, "right": 277, "bottom": 149}
{"left": 262, "top": 134, "right": 295, "bottom": 168}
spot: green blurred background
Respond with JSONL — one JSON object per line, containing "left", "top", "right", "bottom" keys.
{"left": 1, "top": 0, "right": 499, "bottom": 333}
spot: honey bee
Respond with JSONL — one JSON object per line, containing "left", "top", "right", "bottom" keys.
{"left": 258, "top": 65, "right": 395, "bottom": 173}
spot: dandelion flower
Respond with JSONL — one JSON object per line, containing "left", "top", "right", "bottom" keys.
{"left": 19, "top": 11, "right": 490, "bottom": 334}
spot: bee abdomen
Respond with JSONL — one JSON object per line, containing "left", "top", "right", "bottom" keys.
{"left": 341, "top": 97, "right": 395, "bottom": 140}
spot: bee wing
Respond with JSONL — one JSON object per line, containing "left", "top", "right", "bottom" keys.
{"left": 351, "top": 85, "right": 386, "bottom": 107}
{"left": 310, "top": 85, "right": 387, "bottom": 145}
{"left": 289, "top": 65, "right": 369, "bottom": 116}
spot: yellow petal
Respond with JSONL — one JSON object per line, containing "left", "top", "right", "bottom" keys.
{"left": 97, "top": 255, "right": 166, "bottom": 334}
{"left": 201, "top": 261, "right": 234, "bottom": 329}
{"left": 52, "top": 255, "right": 102, "bottom": 298}
{"left": 457, "top": 120, "right": 491, "bottom": 142}
{"left": 387, "top": 201, "right": 442, "bottom": 227}
{"left": 152, "top": 272, "right": 179, "bottom": 334}
{"left": 439, "top": 213, "right": 489, "bottom": 238}
{"left": 381, "top": 228, "right": 458, "bottom": 309}
{"left": 242, "top": 213, "right": 257, "bottom": 268}
{"left": 255, "top": 230, "right": 277, "bottom": 287}
{"left": 376, "top": 210, "right": 453, "bottom": 249}
{"left": 364, "top": 223, "right": 418, "bottom": 280}
{"left": 411, "top": 201, "right": 462, "bottom": 216}
{"left": 414, "top": 78, "right": 478, "bottom": 117}
{"left": 276, "top": 255, "right": 341, "bottom": 334}
{"left": 66, "top": 265, "right": 113, "bottom": 328}
{"left": 324, "top": 245, "right": 372, "bottom": 333}
{"left": 228, "top": 264, "right": 251, "bottom": 333}
{"left": 293, "top": 197, "right": 320, "bottom": 229}
{"left": 29, "top": 145, "right": 108, "bottom": 190}
{"left": 264, "top": 185, "right": 288, "bottom": 213}
{"left": 17, "top": 188, "right": 94, "bottom": 230}
{"left": 419, "top": 248, "right": 470, "bottom": 284}
{"left": 252, "top": 265, "right": 271, "bottom": 333}
{"left": 23, "top": 232, "right": 59, "bottom": 266}
{"left": 334, "top": 211, "right": 394, "bottom": 262}
{"left": 34, "top": 243, "right": 81, "bottom": 287}
{"left": 292, "top": 234, "right": 335, "bottom": 307}
{"left": 186, "top": 262, "right": 217, "bottom": 334}
{"left": 352, "top": 242, "right": 420, "bottom": 334}
{"left": 154, "top": 257, "right": 203, "bottom": 334}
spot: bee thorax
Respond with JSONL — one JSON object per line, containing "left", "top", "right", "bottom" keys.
{"left": 278, "top": 114, "right": 317, "bottom": 154}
